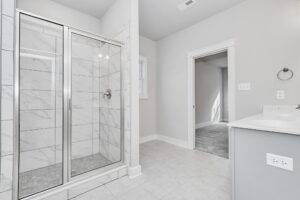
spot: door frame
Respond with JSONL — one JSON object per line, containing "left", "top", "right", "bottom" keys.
{"left": 187, "top": 40, "right": 236, "bottom": 150}
{"left": 13, "top": 10, "right": 125, "bottom": 200}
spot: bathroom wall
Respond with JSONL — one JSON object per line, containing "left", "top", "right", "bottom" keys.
{"left": 195, "top": 60, "right": 224, "bottom": 126}
{"left": 139, "top": 36, "right": 157, "bottom": 140}
{"left": 17, "top": 0, "right": 103, "bottom": 35}
{"left": 157, "top": 0, "right": 300, "bottom": 142}
{"left": 98, "top": 0, "right": 140, "bottom": 173}
{"left": 0, "top": 0, "right": 15, "bottom": 199}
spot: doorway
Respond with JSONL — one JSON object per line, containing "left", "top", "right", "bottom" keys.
{"left": 187, "top": 40, "right": 236, "bottom": 151}
{"left": 194, "top": 52, "right": 229, "bottom": 158}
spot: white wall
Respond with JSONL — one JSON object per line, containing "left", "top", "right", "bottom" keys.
{"left": 157, "top": 0, "right": 300, "bottom": 142}
{"left": 139, "top": 36, "right": 157, "bottom": 139}
{"left": 195, "top": 60, "right": 223, "bottom": 125}
{"left": 17, "top": 0, "right": 103, "bottom": 35}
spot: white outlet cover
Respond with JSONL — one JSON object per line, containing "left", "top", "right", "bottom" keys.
{"left": 238, "top": 83, "right": 251, "bottom": 91}
{"left": 266, "top": 153, "right": 293, "bottom": 171}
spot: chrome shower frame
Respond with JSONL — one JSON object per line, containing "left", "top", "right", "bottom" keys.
{"left": 13, "top": 10, "right": 125, "bottom": 200}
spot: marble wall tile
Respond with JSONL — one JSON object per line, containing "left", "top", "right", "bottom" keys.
{"left": 2, "top": 15, "right": 14, "bottom": 51}
{"left": 72, "top": 42, "right": 95, "bottom": 62}
{"left": 72, "top": 124, "right": 93, "bottom": 143}
{"left": 72, "top": 108, "right": 93, "bottom": 126}
{"left": 1, "top": 86, "right": 13, "bottom": 120}
{"left": 99, "top": 124, "right": 109, "bottom": 142}
{"left": 1, "top": 50, "right": 13, "bottom": 85}
{"left": 20, "top": 28, "right": 56, "bottom": 53}
{"left": 99, "top": 93, "right": 110, "bottom": 108}
{"left": 109, "top": 127, "right": 121, "bottom": 148}
{"left": 20, "top": 70, "right": 55, "bottom": 91}
{"left": 93, "top": 123, "right": 100, "bottom": 139}
{"left": 99, "top": 60, "right": 109, "bottom": 77}
{"left": 55, "top": 128, "right": 63, "bottom": 146}
{"left": 20, "top": 56, "right": 53, "bottom": 72}
{"left": 19, "top": 147, "right": 57, "bottom": 172}
{"left": 20, "top": 90, "right": 55, "bottom": 110}
{"left": 92, "top": 139, "right": 100, "bottom": 154}
{"left": 1, "top": 120, "right": 13, "bottom": 156}
{"left": 92, "top": 77, "right": 100, "bottom": 93}
{"left": 72, "top": 75, "right": 93, "bottom": 92}
{"left": 99, "top": 76, "right": 109, "bottom": 92}
{"left": 99, "top": 140, "right": 109, "bottom": 159}
{"left": 71, "top": 140, "right": 93, "bottom": 159}
{"left": 109, "top": 54, "right": 121, "bottom": 74}
{"left": 109, "top": 144, "right": 121, "bottom": 163}
{"left": 72, "top": 92, "right": 93, "bottom": 109}
{"left": 20, "top": 128, "right": 56, "bottom": 152}
{"left": 110, "top": 72, "right": 121, "bottom": 91}
{"left": 72, "top": 59, "right": 93, "bottom": 77}
{"left": 20, "top": 110, "right": 55, "bottom": 131}
{"left": 110, "top": 91, "right": 121, "bottom": 109}
{"left": 0, "top": 155, "right": 13, "bottom": 192}
{"left": 108, "top": 109, "right": 121, "bottom": 128}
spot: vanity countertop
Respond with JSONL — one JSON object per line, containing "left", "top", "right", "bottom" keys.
{"left": 228, "top": 105, "right": 300, "bottom": 136}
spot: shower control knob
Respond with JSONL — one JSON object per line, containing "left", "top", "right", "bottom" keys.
{"left": 103, "top": 89, "right": 112, "bottom": 100}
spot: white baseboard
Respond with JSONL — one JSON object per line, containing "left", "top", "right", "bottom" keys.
{"left": 157, "top": 135, "right": 189, "bottom": 149}
{"left": 128, "top": 165, "right": 142, "bottom": 179}
{"left": 140, "top": 135, "right": 158, "bottom": 144}
{"left": 140, "top": 134, "right": 189, "bottom": 149}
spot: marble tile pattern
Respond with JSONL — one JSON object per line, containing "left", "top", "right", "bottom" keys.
{"left": 37, "top": 141, "right": 230, "bottom": 200}
{"left": 0, "top": 3, "right": 131, "bottom": 200}
{"left": 19, "top": 16, "right": 64, "bottom": 175}
{"left": 0, "top": 0, "right": 15, "bottom": 199}
{"left": 71, "top": 34, "right": 122, "bottom": 166}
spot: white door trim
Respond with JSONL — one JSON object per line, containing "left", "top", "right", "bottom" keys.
{"left": 187, "top": 40, "right": 236, "bottom": 150}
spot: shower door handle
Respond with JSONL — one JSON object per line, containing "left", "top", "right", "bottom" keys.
{"left": 103, "top": 89, "right": 112, "bottom": 100}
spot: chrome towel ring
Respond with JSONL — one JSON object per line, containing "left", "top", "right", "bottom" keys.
{"left": 277, "top": 68, "right": 294, "bottom": 81}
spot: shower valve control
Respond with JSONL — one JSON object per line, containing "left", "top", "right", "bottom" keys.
{"left": 103, "top": 89, "right": 112, "bottom": 100}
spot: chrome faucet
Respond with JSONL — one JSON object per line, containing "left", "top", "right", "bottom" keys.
{"left": 297, "top": 104, "right": 300, "bottom": 110}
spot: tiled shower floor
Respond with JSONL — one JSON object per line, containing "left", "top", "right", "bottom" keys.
{"left": 19, "top": 153, "right": 111, "bottom": 198}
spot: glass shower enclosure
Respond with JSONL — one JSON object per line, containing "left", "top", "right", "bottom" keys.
{"left": 14, "top": 12, "right": 123, "bottom": 199}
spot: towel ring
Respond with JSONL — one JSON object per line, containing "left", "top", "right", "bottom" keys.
{"left": 277, "top": 68, "right": 294, "bottom": 81}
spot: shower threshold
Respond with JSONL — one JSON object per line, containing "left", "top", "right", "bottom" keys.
{"left": 19, "top": 153, "right": 112, "bottom": 199}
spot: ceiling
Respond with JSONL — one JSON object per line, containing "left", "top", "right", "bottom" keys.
{"left": 51, "top": 0, "right": 246, "bottom": 41}
{"left": 52, "top": 0, "right": 116, "bottom": 18}
{"left": 139, "top": 0, "right": 246, "bottom": 40}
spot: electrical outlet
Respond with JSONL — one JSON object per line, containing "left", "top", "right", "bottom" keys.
{"left": 276, "top": 90, "right": 285, "bottom": 100}
{"left": 266, "top": 153, "right": 293, "bottom": 171}
{"left": 238, "top": 83, "right": 251, "bottom": 91}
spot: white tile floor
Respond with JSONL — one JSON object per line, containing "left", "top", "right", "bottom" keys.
{"left": 43, "top": 141, "right": 231, "bottom": 200}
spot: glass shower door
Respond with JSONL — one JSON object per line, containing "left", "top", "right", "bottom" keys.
{"left": 70, "top": 32, "right": 122, "bottom": 177}
{"left": 18, "top": 14, "right": 64, "bottom": 198}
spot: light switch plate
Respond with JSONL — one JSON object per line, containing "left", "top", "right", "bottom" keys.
{"left": 238, "top": 83, "right": 251, "bottom": 91}
{"left": 266, "top": 153, "right": 293, "bottom": 171}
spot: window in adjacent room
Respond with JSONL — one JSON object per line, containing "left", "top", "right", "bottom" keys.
{"left": 139, "top": 56, "right": 148, "bottom": 99}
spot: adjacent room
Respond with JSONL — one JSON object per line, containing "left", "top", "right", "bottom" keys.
{"left": 195, "top": 52, "right": 229, "bottom": 158}
{"left": 0, "top": 0, "right": 300, "bottom": 200}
